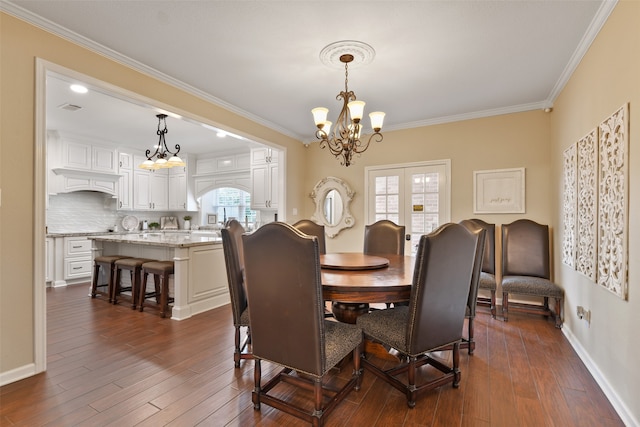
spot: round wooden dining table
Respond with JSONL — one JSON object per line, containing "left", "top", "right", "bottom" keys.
{"left": 320, "top": 253, "right": 414, "bottom": 323}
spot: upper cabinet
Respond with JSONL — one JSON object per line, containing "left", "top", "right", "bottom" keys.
{"left": 250, "top": 147, "right": 279, "bottom": 210}
{"left": 132, "top": 155, "right": 168, "bottom": 211}
{"left": 117, "top": 152, "right": 132, "bottom": 210}
{"left": 168, "top": 154, "right": 197, "bottom": 211}
{"left": 47, "top": 131, "right": 120, "bottom": 196}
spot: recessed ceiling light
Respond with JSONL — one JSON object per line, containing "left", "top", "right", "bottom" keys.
{"left": 70, "top": 84, "right": 88, "bottom": 94}
{"left": 217, "top": 131, "right": 227, "bottom": 138}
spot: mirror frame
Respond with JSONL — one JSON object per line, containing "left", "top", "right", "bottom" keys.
{"left": 310, "top": 176, "right": 355, "bottom": 238}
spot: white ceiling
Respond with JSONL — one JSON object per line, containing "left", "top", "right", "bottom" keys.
{"left": 3, "top": 1, "right": 615, "bottom": 155}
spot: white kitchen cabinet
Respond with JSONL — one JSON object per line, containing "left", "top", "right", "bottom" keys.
{"left": 62, "top": 138, "right": 117, "bottom": 173}
{"left": 133, "top": 155, "right": 168, "bottom": 210}
{"left": 46, "top": 237, "right": 54, "bottom": 284}
{"left": 168, "top": 155, "right": 197, "bottom": 211}
{"left": 118, "top": 152, "right": 132, "bottom": 210}
{"left": 63, "top": 236, "right": 92, "bottom": 281}
{"left": 250, "top": 148, "right": 279, "bottom": 210}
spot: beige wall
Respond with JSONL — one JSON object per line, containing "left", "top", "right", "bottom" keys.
{"left": 549, "top": 1, "right": 640, "bottom": 422}
{"left": 302, "top": 110, "right": 553, "bottom": 253}
{"left": 0, "top": 13, "right": 305, "bottom": 373}
{"left": 2, "top": 2, "right": 639, "bottom": 422}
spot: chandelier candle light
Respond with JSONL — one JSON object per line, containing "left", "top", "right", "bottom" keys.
{"left": 312, "top": 43, "right": 385, "bottom": 167}
{"left": 139, "top": 114, "right": 186, "bottom": 170}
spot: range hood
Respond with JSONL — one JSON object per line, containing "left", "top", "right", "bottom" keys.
{"left": 51, "top": 168, "right": 121, "bottom": 196}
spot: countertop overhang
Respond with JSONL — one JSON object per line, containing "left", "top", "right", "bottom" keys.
{"left": 87, "top": 232, "right": 222, "bottom": 248}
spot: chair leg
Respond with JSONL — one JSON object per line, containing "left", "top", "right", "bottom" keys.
{"left": 490, "top": 290, "right": 497, "bottom": 318}
{"left": 234, "top": 326, "right": 242, "bottom": 368}
{"left": 253, "top": 359, "right": 262, "bottom": 410}
{"left": 407, "top": 356, "right": 417, "bottom": 408}
{"left": 467, "top": 317, "right": 475, "bottom": 355}
{"left": 91, "top": 263, "right": 101, "bottom": 298}
{"left": 502, "top": 292, "right": 509, "bottom": 322}
{"left": 112, "top": 267, "right": 122, "bottom": 304}
{"left": 160, "top": 272, "right": 169, "bottom": 318}
{"left": 313, "top": 378, "right": 323, "bottom": 420}
{"left": 139, "top": 272, "right": 149, "bottom": 312}
{"left": 554, "top": 297, "right": 563, "bottom": 328}
{"left": 452, "top": 342, "right": 461, "bottom": 387}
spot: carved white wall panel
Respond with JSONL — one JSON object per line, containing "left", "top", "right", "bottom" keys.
{"left": 597, "top": 104, "right": 629, "bottom": 299}
{"left": 562, "top": 144, "right": 577, "bottom": 268}
{"left": 576, "top": 130, "right": 598, "bottom": 281}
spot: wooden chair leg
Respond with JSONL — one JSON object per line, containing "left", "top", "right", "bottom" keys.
{"left": 467, "top": 317, "right": 475, "bottom": 355}
{"left": 490, "top": 290, "right": 497, "bottom": 318}
{"left": 139, "top": 272, "right": 149, "bottom": 312}
{"left": 554, "top": 297, "right": 563, "bottom": 328}
{"left": 91, "top": 263, "right": 101, "bottom": 298}
{"left": 112, "top": 267, "right": 122, "bottom": 304}
{"left": 502, "top": 292, "right": 509, "bottom": 322}
{"left": 160, "top": 272, "right": 169, "bottom": 318}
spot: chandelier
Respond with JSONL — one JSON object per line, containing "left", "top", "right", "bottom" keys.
{"left": 139, "top": 114, "right": 186, "bottom": 170}
{"left": 312, "top": 45, "right": 385, "bottom": 167}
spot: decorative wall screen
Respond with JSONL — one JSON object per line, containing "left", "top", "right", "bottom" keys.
{"left": 576, "top": 130, "right": 598, "bottom": 281}
{"left": 597, "top": 104, "right": 629, "bottom": 299}
{"left": 561, "top": 144, "right": 576, "bottom": 268}
{"left": 561, "top": 104, "right": 629, "bottom": 300}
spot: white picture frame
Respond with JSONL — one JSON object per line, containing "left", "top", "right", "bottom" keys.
{"left": 207, "top": 214, "right": 218, "bottom": 225}
{"left": 473, "top": 168, "right": 525, "bottom": 214}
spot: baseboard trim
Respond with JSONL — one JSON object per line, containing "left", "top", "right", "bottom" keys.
{"left": 563, "top": 327, "right": 638, "bottom": 427}
{"left": 0, "top": 363, "right": 37, "bottom": 387}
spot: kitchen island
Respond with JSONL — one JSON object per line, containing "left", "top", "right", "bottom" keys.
{"left": 89, "top": 232, "right": 228, "bottom": 320}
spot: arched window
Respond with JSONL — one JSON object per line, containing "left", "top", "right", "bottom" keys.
{"left": 199, "top": 187, "right": 256, "bottom": 228}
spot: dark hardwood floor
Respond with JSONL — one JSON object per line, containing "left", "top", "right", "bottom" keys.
{"left": 0, "top": 284, "right": 624, "bottom": 426}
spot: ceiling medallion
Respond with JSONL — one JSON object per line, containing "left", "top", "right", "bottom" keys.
{"left": 319, "top": 40, "right": 375, "bottom": 70}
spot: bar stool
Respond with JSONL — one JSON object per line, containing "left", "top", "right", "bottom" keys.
{"left": 113, "top": 258, "right": 154, "bottom": 308}
{"left": 91, "top": 255, "right": 131, "bottom": 302}
{"left": 140, "top": 261, "right": 175, "bottom": 318}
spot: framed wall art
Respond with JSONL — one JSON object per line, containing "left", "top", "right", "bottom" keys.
{"left": 473, "top": 168, "right": 525, "bottom": 214}
{"left": 207, "top": 214, "right": 218, "bottom": 225}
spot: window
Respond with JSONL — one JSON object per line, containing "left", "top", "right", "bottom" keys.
{"left": 199, "top": 187, "right": 256, "bottom": 227}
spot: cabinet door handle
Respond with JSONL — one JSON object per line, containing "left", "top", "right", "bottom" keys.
{"left": 72, "top": 245, "right": 82, "bottom": 248}
{"left": 119, "top": 201, "right": 122, "bottom": 208}
{"left": 73, "top": 266, "right": 82, "bottom": 270}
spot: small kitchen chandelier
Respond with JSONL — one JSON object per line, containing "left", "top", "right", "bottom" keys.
{"left": 139, "top": 114, "right": 186, "bottom": 170}
{"left": 312, "top": 41, "right": 385, "bottom": 167}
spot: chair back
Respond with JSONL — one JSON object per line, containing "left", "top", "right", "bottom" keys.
{"left": 407, "top": 223, "right": 481, "bottom": 354}
{"left": 501, "top": 219, "right": 550, "bottom": 279}
{"left": 459, "top": 220, "right": 487, "bottom": 318}
{"left": 293, "top": 219, "right": 326, "bottom": 254}
{"left": 221, "top": 220, "right": 247, "bottom": 325}
{"left": 364, "top": 219, "right": 405, "bottom": 255}
{"left": 242, "top": 222, "right": 326, "bottom": 376}
{"left": 466, "top": 219, "right": 495, "bottom": 274}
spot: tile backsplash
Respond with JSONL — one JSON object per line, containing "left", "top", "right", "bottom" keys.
{"left": 47, "top": 192, "right": 187, "bottom": 233}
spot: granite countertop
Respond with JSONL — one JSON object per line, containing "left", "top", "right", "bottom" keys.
{"left": 87, "top": 232, "right": 222, "bottom": 248}
{"left": 47, "top": 230, "right": 218, "bottom": 238}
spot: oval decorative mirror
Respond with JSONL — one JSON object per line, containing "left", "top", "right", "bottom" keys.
{"left": 310, "top": 176, "right": 355, "bottom": 238}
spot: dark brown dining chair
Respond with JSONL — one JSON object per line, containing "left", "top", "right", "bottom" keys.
{"left": 293, "top": 219, "right": 326, "bottom": 254}
{"left": 459, "top": 220, "right": 487, "bottom": 355}
{"left": 501, "top": 219, "right": 564, "bottom": 328}
{"left": 363, "top": 219, "right": 405, "bottom": 255}
{"left": 466, "top": 219, "right": 498, "bottom": 318}
{"left": 221, "top": 219, "right": 252, "bottom": 367}
{"left": 364, "top": 219, "right": 406, "bottom": 308}
{"left": 356, "top": 222, "right": 481, "bottom": 408}
{"left": 242, "top": 222, "right": 362, "bottom": 426}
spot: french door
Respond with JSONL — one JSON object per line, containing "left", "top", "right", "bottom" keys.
{"left": 366, "top": 160, "right": 451, "bottom": 255}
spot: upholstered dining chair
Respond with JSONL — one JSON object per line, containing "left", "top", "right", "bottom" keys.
{"left": 363, "top": 219, "right": 405, "bottom": 256}
{"left": 364, "top": 219, "right": 406, "bottom": 309}
{"left": 293, "top": 219, "right": 326, "bottom": 254}
{"left": 220, "top": 219, "right": 252, "bottom": 368}
{"left": 356, "top": 222, "right": 482, "bottom": 408}
{"left": 242, "top": 222, "right": 362, "bottom": 426}
{"left": 501, "top": 219, "right": 564, "bottom": 328}
{"left": 459, "top": 220, "right": 487, "bottom": 355}
{"left": 462, "top": 219, "right": 497, "bottom": 317}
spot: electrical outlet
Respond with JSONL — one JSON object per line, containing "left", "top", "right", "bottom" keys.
{"left": 576, "top": 305, "right": 591, "bottom": 325}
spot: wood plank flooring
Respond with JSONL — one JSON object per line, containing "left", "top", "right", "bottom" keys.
{"left": 0, "top": 284, "right": 624, "bottom": 426}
